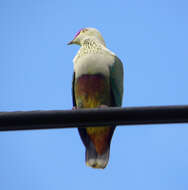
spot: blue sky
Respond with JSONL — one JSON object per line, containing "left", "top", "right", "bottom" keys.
{"left": 0, "top": 0, "right": 188, "bottom": 189}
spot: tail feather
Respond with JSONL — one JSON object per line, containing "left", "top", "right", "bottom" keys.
{"left": 78, "top": 127, "right": 115, "bottom": 169}
{"left": 86, "top": 144, "right": 110, "bottom": 169}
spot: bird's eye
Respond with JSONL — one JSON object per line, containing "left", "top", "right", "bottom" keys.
{"left": 73, "top": 28, "right": 88, "bottom": 39}
{"left": 82, "top": 28, "right": 88, "bottom": 33}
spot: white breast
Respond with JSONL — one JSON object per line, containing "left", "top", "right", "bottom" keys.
{"left": 74, "top": 51, "right": 115, "bottom": 79}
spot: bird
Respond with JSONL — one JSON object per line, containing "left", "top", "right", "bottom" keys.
{"left": 68, "top": 28, "right": 124, "bottom": 169}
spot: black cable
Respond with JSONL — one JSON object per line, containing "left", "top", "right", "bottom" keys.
{"left": 0, "top": 105, "right": 188, "bottom": 131}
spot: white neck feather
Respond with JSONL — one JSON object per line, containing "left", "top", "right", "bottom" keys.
{"left": 81, "top": 36, "right": 106, "bottom": 47}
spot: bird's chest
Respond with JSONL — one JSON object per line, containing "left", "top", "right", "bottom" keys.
{"left": 74, "top": 53, "right": 113, "bottom": 78}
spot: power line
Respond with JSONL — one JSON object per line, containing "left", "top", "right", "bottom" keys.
{"left": 0, "top": 105, "right": 188, "bottom": 131}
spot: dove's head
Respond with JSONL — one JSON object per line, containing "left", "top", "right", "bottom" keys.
{"left": 68, "top": 28, "right": 105, "bottom": 46}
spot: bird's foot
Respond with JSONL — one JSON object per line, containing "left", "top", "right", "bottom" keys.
{"left": 99, "top": 105, "right": 108, "bottom": 108}
{"left": 72, "top": 106, "right": 77, "bottom": 110}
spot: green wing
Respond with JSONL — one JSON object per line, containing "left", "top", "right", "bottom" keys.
{"left": 110, "top": 56, "right": 124, "bottom": 107}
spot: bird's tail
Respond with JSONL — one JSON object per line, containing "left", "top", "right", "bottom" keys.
{"left": 85, "top": 142, "right": 110, "bottom": 169}
{"left": 78, "top": 126, "right": 115, "bottom": 169}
